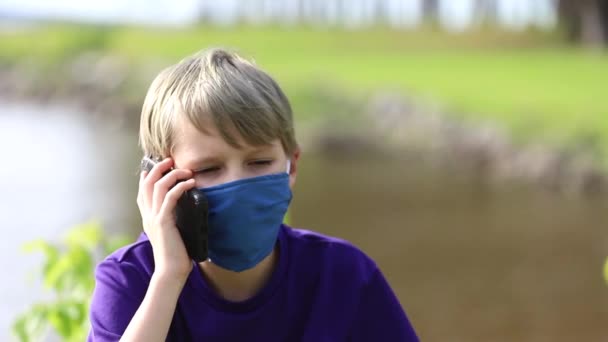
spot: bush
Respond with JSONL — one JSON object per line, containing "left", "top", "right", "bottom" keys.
{"left": 13, "top": 221, "right": 129, "bottom": 342}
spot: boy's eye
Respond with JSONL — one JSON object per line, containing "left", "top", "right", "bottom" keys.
{"left": 250, "top": 160, "right": 272, "bottom": 167}
{"left": 195, "top": 167, "right": 220, "bottom": 174}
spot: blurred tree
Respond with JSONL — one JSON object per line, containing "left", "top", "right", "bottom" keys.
{"left": 559, "top": 0, "right": 608, "bottom": 47}
{"left": 299, "top": 0, "right": 322, "bottom": 23}
{"left": 473, "top": 0, "right": 499, "bottom": 25}
{"left": 422, "top": 0, "right": 440, "bottom": 25}
{"left": 373, "top": 0, "right": 388, "bottom": 24}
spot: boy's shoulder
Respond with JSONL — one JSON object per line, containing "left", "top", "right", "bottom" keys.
{"left": 282, "top": 225, "right": 379, "bottom": 280}
{"left": 96, "top": 233, "right": 154, "bottom": 279}
{"left": 284, "top": 225, "right": 360, "bottom": 250}
{"left": 97, "top": 226, "right": 379, "bottom": 282}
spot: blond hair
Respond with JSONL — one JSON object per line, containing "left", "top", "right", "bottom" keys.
{"left": 139, "top": 48, "right": 297, "bottom": 158}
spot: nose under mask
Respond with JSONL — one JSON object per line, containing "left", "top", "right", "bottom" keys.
{"left": 198, "top": 160, "right": 293, "bottom": 272}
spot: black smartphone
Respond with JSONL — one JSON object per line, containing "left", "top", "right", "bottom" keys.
{"left": 140, "top": 156, "right": 209, "bottom": 262}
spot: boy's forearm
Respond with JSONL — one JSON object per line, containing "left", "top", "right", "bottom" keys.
{"left": 120, "top": 273, "right": 186, "bottom": 342}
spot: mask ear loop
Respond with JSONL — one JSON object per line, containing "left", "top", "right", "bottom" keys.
{"left": 286, "top": 159, "right": 291, "bottom": 174}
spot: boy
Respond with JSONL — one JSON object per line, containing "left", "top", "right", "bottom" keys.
{"left": 88, "top": 48, "right": 418, "bottom": 341}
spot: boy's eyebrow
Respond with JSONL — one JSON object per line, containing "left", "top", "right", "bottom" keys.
{"left": 187, "top": 156, "right": 222, "bottom": 168}
{"left": 246, "top": 144, "right": 275, "bottom": 155}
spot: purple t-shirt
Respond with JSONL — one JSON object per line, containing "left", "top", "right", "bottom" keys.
{"left": 88, "top": 225, "right": 419, "bottom": 341}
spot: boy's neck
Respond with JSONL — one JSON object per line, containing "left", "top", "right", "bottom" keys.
{"left": 198, "top": 246, "right": 280, "bottom": 303}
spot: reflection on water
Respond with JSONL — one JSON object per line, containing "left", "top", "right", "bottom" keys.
{"left": 1, "top": 102, "right": 607, "bottom": 341}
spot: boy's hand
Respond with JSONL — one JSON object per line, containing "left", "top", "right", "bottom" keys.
{"left": 137, "top": 158, "right": 196, "bottom": 282}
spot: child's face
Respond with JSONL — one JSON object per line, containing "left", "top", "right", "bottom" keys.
{"left": 171, "top": 116, "right": 299, "bottom": 189}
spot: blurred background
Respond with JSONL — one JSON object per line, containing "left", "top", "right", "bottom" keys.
{"left": 1, "top": 0, "right": 608, "bottom": 341}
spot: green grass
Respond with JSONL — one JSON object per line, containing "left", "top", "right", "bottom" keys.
{"left": 2, "top": 24, "right": 608, "bottom": 157}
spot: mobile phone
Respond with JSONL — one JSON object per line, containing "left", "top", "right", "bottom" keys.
{"left": 141, "top": 156, "right": 209, "bottom": 262}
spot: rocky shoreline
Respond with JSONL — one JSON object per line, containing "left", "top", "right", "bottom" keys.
{"left": 1, "top": 55, "right": 606, "bottom": 198}
{"left": 310, "top": 93, "right": 607, "bottom": 198}
{"left": 364, "top": 94, "right": 606, "bottom": 197}
{"left": 0, "top": 53, "right": 148, "bottom": 128}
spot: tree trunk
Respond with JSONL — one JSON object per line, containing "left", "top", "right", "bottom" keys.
{"left": 373, "top": 0, "right": 386, "bottom": 25}
{"left": 599, "top": 0, "right": 608, "bottom": 42}
{"left": 473, "top": 0, "right": 498, "bottom": 25}
{"left": 559, "top": 0, "right": 607, "bottom": 47}
{"left": 580, "top": 0, "right": 605, "bottom": 47}
{"left": 422, "top": 0, "right": 440, "bottom": 24}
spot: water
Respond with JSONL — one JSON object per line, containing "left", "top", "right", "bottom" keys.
{"left": 0, "top": 103, "right": 141, "bottom": 339}
{"left": 1, "top": 102, "right": 607, "bottom": 341}
{"left": 293, "top": 156, "right": 608, "bottom": 341}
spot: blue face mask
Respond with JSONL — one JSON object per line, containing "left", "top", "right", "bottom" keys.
{"left": 199, "top": 162, "right": 292, "bottom": 272}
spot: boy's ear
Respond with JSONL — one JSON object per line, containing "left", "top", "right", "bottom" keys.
{"left": 288, "top": 148, "right": 301, "bottom": 189}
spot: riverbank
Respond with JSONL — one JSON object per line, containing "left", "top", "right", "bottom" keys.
{"left": 2, "top": 24, "right": 607, "bottom": 196}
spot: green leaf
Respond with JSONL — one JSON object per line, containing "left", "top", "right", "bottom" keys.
{"left": 22, "top": 240, "right": 59, "bottom": 260}
{"left": 12, "top": 315, "right": 29, "bottom": 342}
{"left": 104, "top": 234, "right": 130, "bottom": 255}
{"left": 71, "top": 301, "right": 86, "bottom": 327}
{"left": 44, "top": 252, "right": 75, "bottom": 292}
{"left": 14, "top": 219, "right": 117, "bottom": 342}
{"left": 48, "top": 307, "right": 73, "bottom": 338}
{"left": 22, "top": 240, "right": 61, "bottom": 288}
{"left": 29, "top": 304, "right": 49, "bottom": 337}
{"left": 69, "top": 246, "right": 95, "bottom": 292}
{"left": 26, "top": 305, "right": 47, "bottom": 336}
{"left": 66, "top": 220, "right": 103, "bottom": 251}
{"left": 13, "top": 304, "right": 51, "bottom": 342}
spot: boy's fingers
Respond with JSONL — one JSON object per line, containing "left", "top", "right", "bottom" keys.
{"left": 139, "top": 170, "right": 148, "bottom": 185}
{"left": 152, "top": 169, "right": 193, "bottom": 213}
{"left": 159, "top": 179, "right": 196, "bottom": 218}
{"left": 137, "top": 170, "right": 148, "bottom": 208}
{"left": 142, "top": 158, "right": 172, "bottom": 210}
{"left": 142, "top": 158, "right": 173, "bottom": 191}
